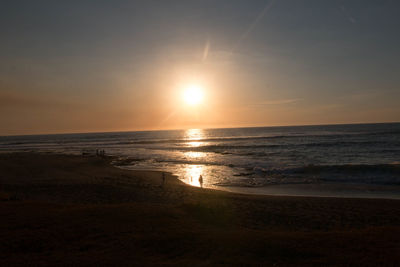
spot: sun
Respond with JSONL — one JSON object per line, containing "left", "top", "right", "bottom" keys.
{"left": 183, "top": 85, "right": 204, "bottom": 106}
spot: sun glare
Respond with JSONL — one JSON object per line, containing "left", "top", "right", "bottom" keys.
{"left": 183, "top": 85, "right": 204, "bottom": 106}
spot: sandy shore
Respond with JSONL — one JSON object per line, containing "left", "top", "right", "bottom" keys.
{"left": 0, "top": 152, "right": 399, "bottom": 266}
{"left": 220, "top": 183, "right": 400, "bottom": 200}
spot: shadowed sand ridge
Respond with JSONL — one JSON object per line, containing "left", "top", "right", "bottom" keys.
{"left": 0, "top": 153, "right": 399, "bottom": 266}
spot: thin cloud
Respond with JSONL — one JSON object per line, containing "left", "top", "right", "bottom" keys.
{"left": 340, "top": 5, "right": 356, "bottom": 24}
{"left": 253, "top": 98, "right": 302, "bottom": 106}
{"left": 230, "top": 0, "right": 277, "bottom": 55}
{"left": 0, "top": 91, "right": 78, "bottom": 111}
{"left": 202, "top": 39, "right": 210, "bottom": 62}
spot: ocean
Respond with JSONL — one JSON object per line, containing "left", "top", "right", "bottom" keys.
{"left": 1, "top": 123, "right": 400, "bottom": 197}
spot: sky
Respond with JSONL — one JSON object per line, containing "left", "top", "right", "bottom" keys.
{"left": 1, "top": 0, "right": 400, "bottom": 135}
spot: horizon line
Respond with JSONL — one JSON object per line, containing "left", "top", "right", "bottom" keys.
{"left": 1, "top": 121, "right": 399, "bottom": 138}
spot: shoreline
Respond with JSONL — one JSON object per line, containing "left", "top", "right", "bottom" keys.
{"left": 117, "top": 165, "right": 400, "bottom": 200}
{"left": 4, "top": 150, "right": 400, "bottom": 200}
{"left": 3, "top": 151, "right": 400, "bottom": 203}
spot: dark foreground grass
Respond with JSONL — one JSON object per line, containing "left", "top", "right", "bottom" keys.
{"left": 0, "top": 153, "right": 399, "bottom": 266}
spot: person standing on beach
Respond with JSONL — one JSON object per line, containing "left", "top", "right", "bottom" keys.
{"left": 199, "top": 175, "right": 203, "bottom": 188}
{"left": 162, "top": 172, "right": 166, "bottom": 187}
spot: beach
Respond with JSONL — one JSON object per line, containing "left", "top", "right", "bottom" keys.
{"left": 3, "top": 124, "right": 399, "bottom": 194}
{"left": 0, "top": 152, "right": 399, "bottom": 266}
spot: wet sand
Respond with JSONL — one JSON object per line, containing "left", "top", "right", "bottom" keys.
{"left": 0, "top": 152, "right": 399, "bottom": 266}
{"left": 221, "top": 183, "right": 400, "bottom": 200}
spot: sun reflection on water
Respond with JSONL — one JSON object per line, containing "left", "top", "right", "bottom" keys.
{"left": 184, "top": 151, "right": 205, "bottom": 159}
{"left": 182, "top": 129, "right": 206, "bottom": 187}
{"left": 182, "top": 165, "right": 204, "bottom": 187}
{"left": 187, "top": 141, "right": 203, "bottom": 147}
{"left": 185, "top": 128, "right": 204, "bottom": 140}
{"left": 185, "top": 128, "right": 206, "bottom": 148}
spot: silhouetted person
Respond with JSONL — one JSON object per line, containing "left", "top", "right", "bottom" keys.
{"left": 199, "top": 175, "right": 203, "bottom": 188}
{"left": 162, "top": 172, "right": 166, "bottom": 187}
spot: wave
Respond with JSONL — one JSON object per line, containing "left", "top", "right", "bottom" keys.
{"left": 264, "top": 163, "right": 400, "bottom": 174}
{"left": 116, "top": 136, "right": 287, "bottom": 145}
{"left": 151, "top": 141, "right": 400, "bottom": 154}
{"left": 113, "top": 154, "right": 400, "bottom": 184}
{"left": 114, "top": 130, "right": 400, "bottom": 146}
{"left": 112, "top": 156, "right": 232, "bottom": 168}
{"left": 214, "top": 164, "right": 400, "bottom": 187}
{"left": 2, "top": 127, "right": 398, "bottom": 148}
{"left": 253, "top": 163, "right": 400, "bottom": 185}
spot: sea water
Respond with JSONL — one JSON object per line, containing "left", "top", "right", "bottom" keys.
{"left": 1, "top": 123, "right": 399, "bottom": 197}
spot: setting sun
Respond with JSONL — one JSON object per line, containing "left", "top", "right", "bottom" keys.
{"left": 183, "top": 85, "right": 204, "bottom": 106}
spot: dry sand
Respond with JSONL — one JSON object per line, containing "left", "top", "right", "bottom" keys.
{"left": 0, "top": 152, "right": 399, "bottom": 266}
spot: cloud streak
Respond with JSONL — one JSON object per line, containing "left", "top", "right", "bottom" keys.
{"left": 253, "top": 98, "right": 302, "bottom": 106}
{"left": 340, "top": 5, "right": 356, "bottom": 24}
{"left": 230, "top": 0, "right": 277, "bottom": 54}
